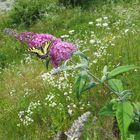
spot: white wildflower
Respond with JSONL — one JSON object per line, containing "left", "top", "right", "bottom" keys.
{"left": 60, "top": 34, "right": 69, "bottom": 38}
{"left": 68, "top": 108, "right": 73, "bottom": 115}
{"left": 103, "top": 16, "right": 108, "bottom": 20}
{"left": 17, "top": 124, "right": 20, "bottom": 127}
{"left": 102, "top": 23, "right": 108, "bottom": 27}
{"left": 96, "top": 18, "right": 102, "bottom": 22}
{"left": 50, "top": 102, "right": 57, "bottom": 107}
{"left": 69, "top": 30, "right": 75, "bottom": 34}
{"left": 89, "top": 21, "right": 93, "bottom": 25}
{"left": 124, "top": 29, "right": 129, "bottom": 33}
{"left": 89, "top": 39, "right": 96, "bottom": 44}
{"left": 64, "top": 92, "right": 68, "bottom": 96}
{"left": 96, "top": 23, "right": 101, "bottom": 27}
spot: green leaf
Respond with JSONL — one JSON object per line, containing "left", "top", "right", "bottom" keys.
{"left": 108, "top": 79, "right": 123, "bottom": 93}
{"left": 74, "top": 71, "right": 88, "bottom": 99}
{"left": 108, "top": 65, "right": 139, "bottom": 78}
{"left": 74, "top": 51, "right": 88, "bottom": 60}
{"left": 116, "top": 102, "right": 134, "bottom": 140}
{"left": 74, "top": 72, "right": 96, "bottom": 99}
{"left": 75, "top": 63, "right": 88, "bottom": 69}
{"left": 82, "top": 82, "right": 96, "bottom": 92}
{"left": 98, "top": 102, "right": 115, "bottom": 116}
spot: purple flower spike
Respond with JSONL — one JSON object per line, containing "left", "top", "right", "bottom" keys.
{"left": 28, "top": 34, "right": 58, "bottom": 48}
{"left": 16, "top": 32, "right": 62, "bottom": 49}
{"left": 4, "top": 28, "right": 77, "bottom": 68}
{"left": 17, "top": 32, "right": 35, "bottom": 43}
{"left": 49, "top": 42, "right": 77, "bottom": 68}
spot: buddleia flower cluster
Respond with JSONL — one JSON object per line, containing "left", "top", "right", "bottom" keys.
{"left": 4, "top": 28, "right": 77, "bottom": 68}
{"left": 65, "top": 111, "right": 91, "bottom": 140}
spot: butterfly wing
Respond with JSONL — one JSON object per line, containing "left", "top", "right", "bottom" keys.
{"left": 43, "top": 40, "right": 52, "bottom": 55}
{"left": 28, "top": 47, "right": 44, "bottom": 56}
{"left": 28, "top": 40, "right": 52, "bottom": 59}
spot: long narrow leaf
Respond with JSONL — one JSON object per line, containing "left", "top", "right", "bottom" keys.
{"left": 108, "top": 65, "right": 139, "bottom": 78}
{"left": 74, "top": 71, "right": 88, "bottom": 99}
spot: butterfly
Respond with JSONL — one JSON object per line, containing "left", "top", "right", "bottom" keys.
{"left": 28, "top": 40, "right": 52, "bottom": 59}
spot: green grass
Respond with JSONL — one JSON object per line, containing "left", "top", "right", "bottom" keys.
{"left": 0, "top": 0, "right": 140, "bottom": 139}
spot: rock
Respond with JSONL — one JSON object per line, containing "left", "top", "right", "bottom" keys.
{"left": 0, "top": 0, "right": 14, "bottom": 13}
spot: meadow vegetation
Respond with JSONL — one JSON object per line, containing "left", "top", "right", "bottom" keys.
{"left": 0, "top": 0, "right": 140, "bottom": 139}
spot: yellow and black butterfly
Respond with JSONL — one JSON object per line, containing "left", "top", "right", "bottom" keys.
{"left": 28, "top": 40, "right": 52, "bottom": 59}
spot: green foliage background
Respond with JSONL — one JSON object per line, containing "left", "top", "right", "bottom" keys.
{"left": 0, "top": 0, "right": 140, "bottom": 139}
